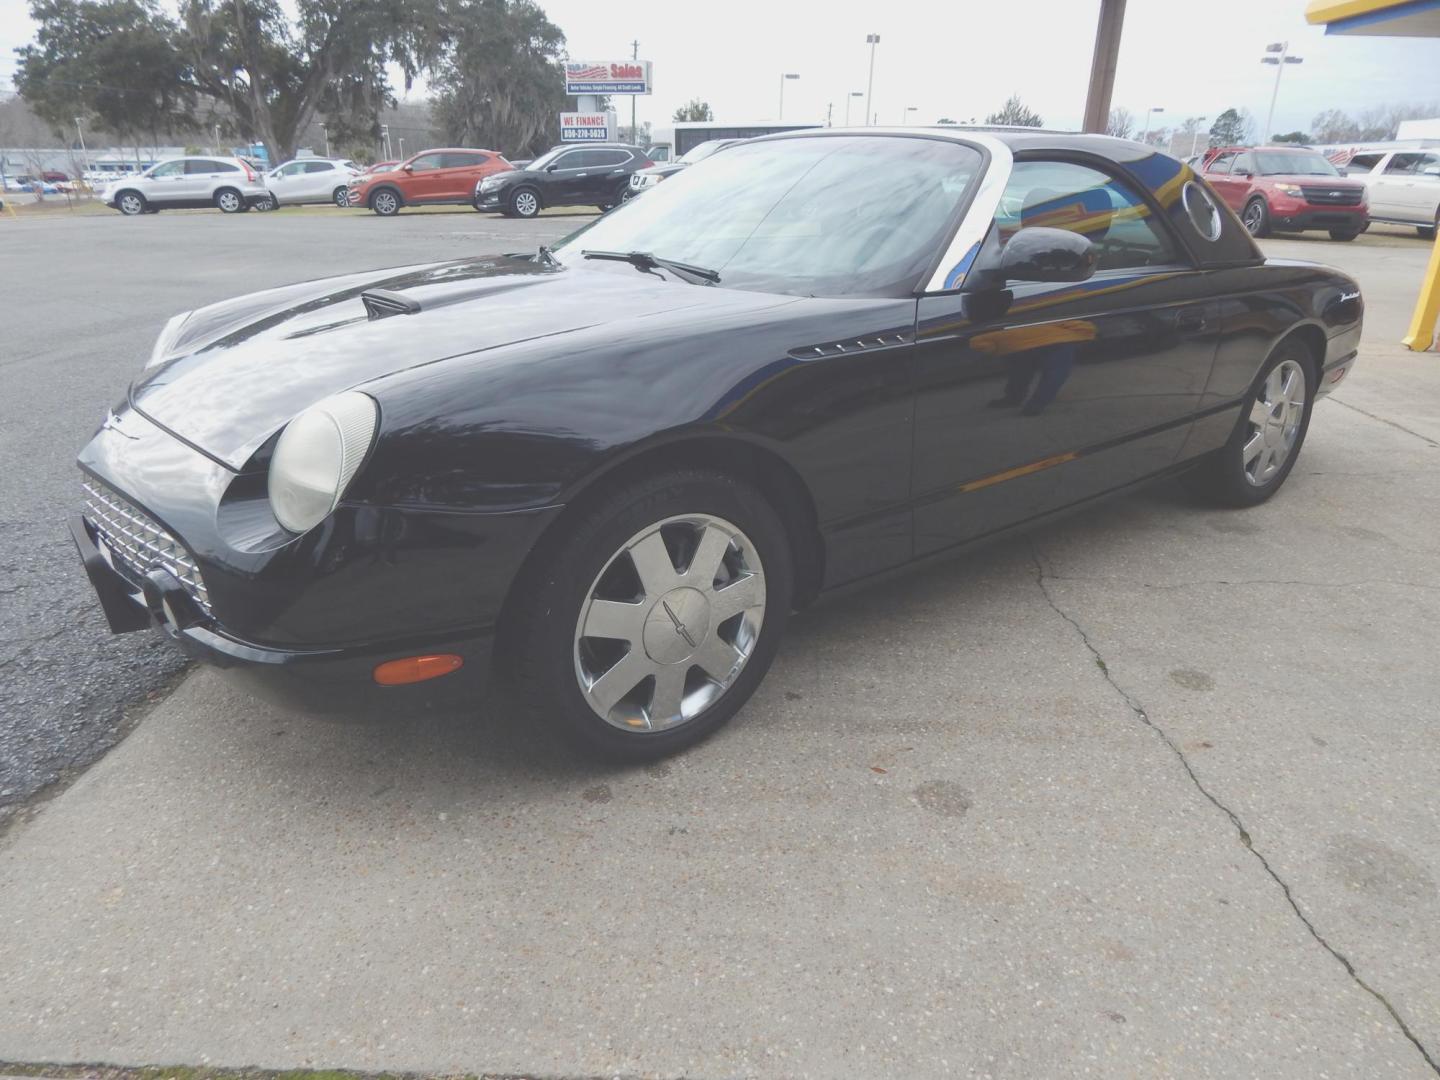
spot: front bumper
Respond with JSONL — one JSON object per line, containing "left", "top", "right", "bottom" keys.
{"left": 474, "top": 188, "right": 508, "bottom": 211}
{"left": 69, "top": 513, "right": 494, "bottom": 713}
{"left": 1271, "top": 204, "right": 1368, "bottom": 232}
{"left": 71, "top": 407, "right": 561, "bottom": 715}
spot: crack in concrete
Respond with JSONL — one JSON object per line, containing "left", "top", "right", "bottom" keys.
{"left": 1029, "top": 543, "right": 1440, "bottom": 1076}
{"left": 1331, "top": 398, "right": 1440, "bottom": 449}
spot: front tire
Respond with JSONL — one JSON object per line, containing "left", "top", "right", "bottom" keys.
{"left": 510, "top": 187, "right": 540, "bottom": 218}
{"left": 1187, "top": 339, "right": 1314, "bottom": 508}
{"left": 1241, "top": 197, "right": 1271, "bottom": 238}
{"left": 332, "top": 186, "right": 349, "bottom": 208}
{"left": 214, "top": 188, "right": 244, "bottom": 213}
{"left": 1329, "top": 229, "right": 1359, "bottom": 241}
{"left": 1420, "top": 212, "right": 1437, "bottom": 240}
{"left": 115, "top": 190, "right": 146, "bottom": 216}
{"left": 509, "top": 470, "right": 793, "bottom": 760}
{"left": 370, "top": 189, "right": 401, "bottom": 216}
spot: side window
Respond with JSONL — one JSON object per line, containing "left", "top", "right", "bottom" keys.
{"left": 1421, "top": 154, "right": 1440, "bottom": 175}
{"left": 409, "top": 154, "right": 444, "bottom": 172}
{"left": 303, "top": 161, "right": 334, "bottom": 173}
{"left": 554, "top": 150, "right": 590, "bottom": 170}
{"left": 1232, "top": 152, "right": 1255, "bottom": 176}
{"left": 1206, "top": 152, "right": 1236, "bottom": 174}
{"left": 1348, "top": 153, "right": 1383, "bottom": 173}
{"left": 149, "top": 161, "right": 185, "bottom": 177}
{"left": 185, "top": 159, "right": 227, "bottom": 174}
{"left": 591, "top": 150, "right": 630, "bottom": 168}
{"left": 444, "top": 152, "right": 487, "bottom": 169}
{"left": 996, "top": 160, "right": 1181, "bottom": 273}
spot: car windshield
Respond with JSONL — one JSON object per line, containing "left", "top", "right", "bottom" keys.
{"left": 552, "top": 135, "right": 983, "bottom": 298}
{"left": 1255, "top": 151, "right": 1340, "bottom": 177}
{"left": 677, "top": 140, "right": 731, "bottom": 165}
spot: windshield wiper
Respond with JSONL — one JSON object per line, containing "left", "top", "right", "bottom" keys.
{"left": 537, "top": 244, "right": 560, "bottom": 267}
{"left": 581, "top": 249, "right": 720, "bottom": 285}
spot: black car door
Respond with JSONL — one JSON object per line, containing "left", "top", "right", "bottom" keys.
{"left": 544, "top": 149, "right": 595, "bottom": 204}
{"left": 910, "top": 154, "right": 1219, "bottom": 554}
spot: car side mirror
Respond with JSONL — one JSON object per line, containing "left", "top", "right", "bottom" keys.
{"left": 999, "top": 227, "right": 1096, "bottom": 284}
{"left": 402, "top": 164, "right": 414, "bottom": 172}
{"left": 1234, "top": 168, "right": 1252, "bottom": 178}
{"left": 1423, "top": 166, "right": 1440, "bottom": 178}
{"left": 546, "top": 164, "right": 559, "bottom": 172}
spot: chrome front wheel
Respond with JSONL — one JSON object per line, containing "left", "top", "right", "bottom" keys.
{"left": 574, "top": 514, "right": 766, "bottom": 732}
{"left": 1242, "top": 358, "right": 1306, "bottom": 486}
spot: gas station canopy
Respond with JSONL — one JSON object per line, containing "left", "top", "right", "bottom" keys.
{"left": 1305, "top": 0, "right": 1440, "bottom": 36}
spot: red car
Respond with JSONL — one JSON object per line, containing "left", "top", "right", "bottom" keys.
{"left": 1200, "top": 146, "right": 1368, "bottom": 241}
{"left": 347, "top": 148, "right": 513, "bottom": 216}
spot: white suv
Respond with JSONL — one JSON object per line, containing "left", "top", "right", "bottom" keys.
{"left": 262, "top": 157, "right": 361, "bottom": 208}
{"left": 1345, "top": 148, "right": 1440, "bottom": 239}
{"left": 102, "top": 157, "right": 269, "bottom": 215}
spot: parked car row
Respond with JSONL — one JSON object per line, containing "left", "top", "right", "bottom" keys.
{"left": 1342, "top": 147, "right": 1440, "bottom": 238}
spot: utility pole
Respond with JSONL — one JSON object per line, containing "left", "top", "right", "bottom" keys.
{"left": 845, "top": 91, "right": 863, "bottom": 126}
{"left": 1261, "top": 41, "right": 1303, "bottom": 142}
{"left": 826, "top": 102, "right": 833, "bottom": 127}
{"left": 1081, "top": 0, "right": 1126, "bottom": 133}
{"left": 631, "top": 39, "right": 639, "bottom": 143}
{"left": 778, "top": 73, "right": 799, "bottom": 120}
{"left": 864, "top": 34, "right": 880, "bottom": 125}
{"left": 74, "top": 117, "right": 89, "bottom": 179}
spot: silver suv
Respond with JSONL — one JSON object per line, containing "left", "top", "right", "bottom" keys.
{"left": 262, "top": 157, "right": 362, "bottom": 208}
{"left": 102, "top": 157, "right": 269, "bottom": 215}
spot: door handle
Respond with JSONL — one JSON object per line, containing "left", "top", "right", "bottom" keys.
{"left": 1175, "top": 309, "right": 1208, "bottom": 333}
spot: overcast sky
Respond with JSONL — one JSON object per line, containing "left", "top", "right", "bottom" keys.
{"left": 2, "top": 0, "right": 1436, "bottom": 138}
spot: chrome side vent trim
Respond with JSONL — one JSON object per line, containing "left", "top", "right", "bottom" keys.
{"left": 361, "top": 289, "right": 422, "bottom": 320}
{"left": 789, "top": 330, "right": 915, "bottom": 361}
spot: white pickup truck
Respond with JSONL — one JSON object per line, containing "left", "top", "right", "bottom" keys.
{"left": 1345, "top": 148, "right": 1440, "bottom": 238}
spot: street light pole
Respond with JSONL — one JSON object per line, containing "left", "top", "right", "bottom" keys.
{"left": 630, "top": 39, "right": 640, "bottom": 143}
{"left": 1261, "top": 42, "right": 1303, "bottom": 142}
{"left": 1141, "top": 106, "right": 1164, "bottom": 142}
{"left": 320, "top": 122, "right": 330, "bottom": 158}
{"left": 845, "top": 91, "right": 863, "bottom": 126}
{"left": 381, "top": 124, "right": 391, "bottom": 161}
{"left": 864, "top": 34, "right": 880, "bottom": 126}
{"left": 778, "top": 73, "right": 799, "bottom": 120}
{"left": 903, "top": 106, "right": 917, "bottom": 125}
{"left": 74, "top": 116, "right": 88, "bottom": 179}
{"left": 1189, "top": 116, "right": 1208, "bottom": 157}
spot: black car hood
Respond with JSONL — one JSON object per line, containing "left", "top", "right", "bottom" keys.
{"left": 131, "top": 256, "right": 795, "bottom": 470}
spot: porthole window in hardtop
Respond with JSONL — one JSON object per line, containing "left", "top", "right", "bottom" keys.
{"left": 1182, "top": 180, "right": 1223, "bottom": 242}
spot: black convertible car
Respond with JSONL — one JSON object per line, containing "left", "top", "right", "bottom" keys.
{"left": 72, "top": 129, "right": 1363, "bottom": 759}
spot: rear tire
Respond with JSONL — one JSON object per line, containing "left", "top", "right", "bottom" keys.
{"left": 1328, "top": 229, "right": 1359, "bottom": 241}
{"left": 1186, "top": 339, "right": 1314, "bottom": 508}
{"left": 1420, "top": 215, "right": 1437, "bottom": 241}
{"left": 507, "top": 469, "right": 792, "bottom": 761}
{"left": 214, "top": 188, "right": 244, "bottom": 213}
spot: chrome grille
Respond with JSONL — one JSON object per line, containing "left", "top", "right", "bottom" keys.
{"left": 82, "top": 479, "right": 211, "bottom": 616}
{"left": 1300, "top": 186, "right": 1364, "bottom": 206}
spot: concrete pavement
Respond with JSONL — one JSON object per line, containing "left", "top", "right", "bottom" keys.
{"left": 0, "top": 224, "right": 1437, "bottom": 1078}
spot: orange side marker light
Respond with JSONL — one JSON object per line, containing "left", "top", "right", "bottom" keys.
{"left": 373, "top": 654, "right": 464, "bottom": 686}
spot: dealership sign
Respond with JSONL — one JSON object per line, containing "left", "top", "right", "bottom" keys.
{"left": 560, "top": 112, "right": 619, "bottom": 142}
{"left": 564, "top": 61, "right": 652, "bottom": 95}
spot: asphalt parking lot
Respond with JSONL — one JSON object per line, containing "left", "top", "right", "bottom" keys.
{"left": 1, "top": 207, "right": 1438, "bottom": 1078}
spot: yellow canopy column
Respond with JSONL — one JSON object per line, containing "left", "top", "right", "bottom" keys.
{"left": 1306, "top": 0, "right": 1440, "bottom": 350}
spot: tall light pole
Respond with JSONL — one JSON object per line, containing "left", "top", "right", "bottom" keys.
{"left": 630, "top": 39, "right": 640, "bottom": 143}
{"left": 398, "top": 137, "right": 405, "bottom": 160}
{"left": 1189, "top": 116, "right": 1208, "bottom": 157}
{"left": 845, "top": 91, "right": 863, "bottom": 126}
{"left": 1140, "top": 105, "right": 1164, "bottom": 142}
{"left": 778, "top": 73, "right": 799, "bottom": 120}
{"left": 74, "top": 116, "right": 89, "bottom": 178}
{"left": 320, "top": 122, "right": 330, "bottom": 158}
{"left": 214, "top": 123, "right": 222, "bottom": 155}
{"left": 1261, "top": 42, "right": 1303, "bottom": 142}
{"left": 864, "top": 34, "right": 880, "bottom": 126}
{"left": 902, "top": 106, "right": 917, "bottom": 125}
{"left": 381, "top": 124, "right": 391, "bottom": 161}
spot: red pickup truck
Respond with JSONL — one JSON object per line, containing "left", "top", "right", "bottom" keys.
{"left": 1199, "top": 146, "right": 1369, "bottom": 241}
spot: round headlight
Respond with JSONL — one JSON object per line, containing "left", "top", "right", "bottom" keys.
{"left": 268, "top": 391, "right": 378, "bottom": 534}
